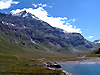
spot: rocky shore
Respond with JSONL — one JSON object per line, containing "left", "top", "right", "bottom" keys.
{"left": 62, "top": 70, "right": 73, "bottom": 75}
{"left": 59, "top": 57, "right": 100, "bottom": 64}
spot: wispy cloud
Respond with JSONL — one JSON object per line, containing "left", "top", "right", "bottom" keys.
{"left": 32, "top": 3, "right": 52, "bottom": 8}
{"left": 32, "top": 3, "right": 37, "bottom": 8}
{"left": 88, "top": 36, "right": 94, "bottom": 39}
{"left": 0, "top": 0, "right": 19, "bottom": 9}
{"left": 11, "top": 7, "right": 81, "bottom": 33}
{"left": 32, "top": 3, "right": 47, "bottom": 8}
{"left": 49, "top": 6, "right": 52, "bottom": 8}
{"left": 68, "top": 18, "right": 76, "bottom": 22}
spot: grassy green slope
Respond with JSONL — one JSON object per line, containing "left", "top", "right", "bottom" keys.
{"left": 0, "top": 30, "right": 77, "bottom": 59}
{"left": 0, "top": 31, "right": 66, "bottom": 74}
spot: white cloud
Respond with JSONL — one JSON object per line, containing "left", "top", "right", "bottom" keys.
{"left": 42, "top": 4, "right": 47, "bottom": 7}
{"left": 73, "top": 19, "right": 75, "bottom": 22}
{"left": 49, "top": 6, "right": 52, "bottom": 8}
{"left": 11, "top": 7, "right": 81, "bottom": 33}
{"left": 32, "top": 3, "right": 47, "bottom": 8}
{"left": 68, "top": 18, "right": 76, "bottom": 22}
{"left": 13, "top": 1, "right": 19, "bottom": 4}
{"left": 38, "top": 3, "right": 42, "bottom": 6}
{"left": 32, "top": 3, "right": 37, "bottom": 8}
{"left": 66, "top": 22, "right": 70, "bottom": 25}
{"left": 88, "top": 36, "right": 94, "bottom": 39}
{"left": 0, "top": 0, "right": 19, "bottom": 9}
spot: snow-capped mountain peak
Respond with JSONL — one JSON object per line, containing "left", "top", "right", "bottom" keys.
{"left": 94, "top": 39, "right": 100, "bottom": 44}
{"left": 12, "top": 10, "right": 40, "bottom": 20}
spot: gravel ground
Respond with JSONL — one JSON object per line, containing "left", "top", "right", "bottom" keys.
{"left": 59, "top": 57, "right": 100, "bottom": 64}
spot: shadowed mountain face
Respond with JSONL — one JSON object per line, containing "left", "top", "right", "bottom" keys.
{"left": 0, "top": 11, "right": 98, "bottom": 54}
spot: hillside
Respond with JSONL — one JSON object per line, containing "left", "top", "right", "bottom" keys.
{"left": 87, "top": 48, "right": 100, "bottom": 57}
{"left": 0, "top": 11, "right": 98, "bottom": 55}
{"left": 0, "top": 10, "right": 99, "bottom": 75}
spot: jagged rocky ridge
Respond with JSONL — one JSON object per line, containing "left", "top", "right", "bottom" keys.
{"left": 0, "top": 11, "right": 98, "bottom": 53}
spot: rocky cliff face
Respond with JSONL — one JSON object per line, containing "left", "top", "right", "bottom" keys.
{"left": 0, "top": 11, "right": 98, "bottom": 54}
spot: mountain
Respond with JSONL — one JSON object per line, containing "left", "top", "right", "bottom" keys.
{"left": 94, "top": 39, "right": 100, "bottom": 44}
{"left": 0, "top": 11, "right": 98, "bottom": 54}
{"left": 12, "top": 10, "right": 40, "bottom": 20}
{"left": 93, "top": 48, "right": 100, "bottom": 54}
{"left": 87, "top": 48, "right": 100, "bottom": 57}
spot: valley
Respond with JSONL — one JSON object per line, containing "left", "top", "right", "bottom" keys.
{"left": 0, "top": 11, "right": 100, "bottom": 75}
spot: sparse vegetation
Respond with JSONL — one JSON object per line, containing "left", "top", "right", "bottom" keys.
{"left": 87, "top": 48, "right": 100, "bottom": 57}
{"left": 0, "top": 54, "right": 63, "bottom": 75}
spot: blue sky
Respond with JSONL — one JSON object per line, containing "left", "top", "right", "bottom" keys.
{"left": 0, "top": 0, "right": 100, "bottom": 42}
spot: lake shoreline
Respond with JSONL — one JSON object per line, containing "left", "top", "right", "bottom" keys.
{"left": 58, "top": 57, "right": 100, "bottom": 64}
{"left": 57, "top": 57, "right": 100, "bottom": 75}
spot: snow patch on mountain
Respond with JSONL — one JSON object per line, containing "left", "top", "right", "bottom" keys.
{"left": 2, "top": 21, "right": 16, "bottom": 26}
{"left": 12, "top": 10, "right": 40, "bottom": 21}
{"left": 94, "top": 40, "right": 100, "bottom": 44}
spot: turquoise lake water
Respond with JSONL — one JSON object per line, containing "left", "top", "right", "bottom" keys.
{"left": 61, "top": 64, "right": 100, "bottom": 75}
